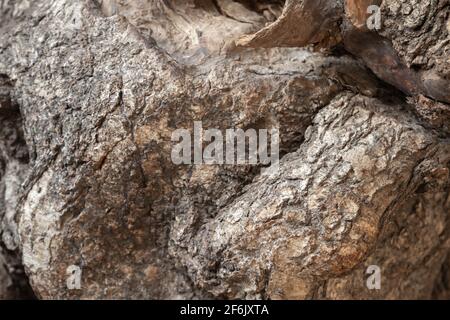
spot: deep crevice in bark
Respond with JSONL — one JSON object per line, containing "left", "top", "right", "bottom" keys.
{"left": 0, "top": 74, "right": 35, "bottom": 299}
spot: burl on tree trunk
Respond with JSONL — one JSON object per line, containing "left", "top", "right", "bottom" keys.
{"left": 0, "top": 0, "right": 449, "bottom": 299}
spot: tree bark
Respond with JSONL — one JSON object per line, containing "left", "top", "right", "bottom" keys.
{"left": 0, "top": 0, "right": 449, "bottom": 299}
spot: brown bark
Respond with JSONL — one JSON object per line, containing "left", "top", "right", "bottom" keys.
{"left": 0, "top": 0, "right": 449, "bottom": 299}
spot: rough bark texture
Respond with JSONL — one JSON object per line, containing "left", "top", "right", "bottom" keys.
{"left": 0, "top": 0, "right": 449, "bottom": 299}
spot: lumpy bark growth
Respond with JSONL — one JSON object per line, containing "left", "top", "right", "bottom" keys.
{"left": 0, "top": 0, "right": 449, "bottom": 299}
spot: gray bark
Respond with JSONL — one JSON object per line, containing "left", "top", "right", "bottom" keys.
{"left": 0, "top": 0, "right": 449, "bottom": 299}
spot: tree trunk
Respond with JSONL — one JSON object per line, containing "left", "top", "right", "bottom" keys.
{"left": 0, "top": 0, "right": 449, "bottom": 299}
